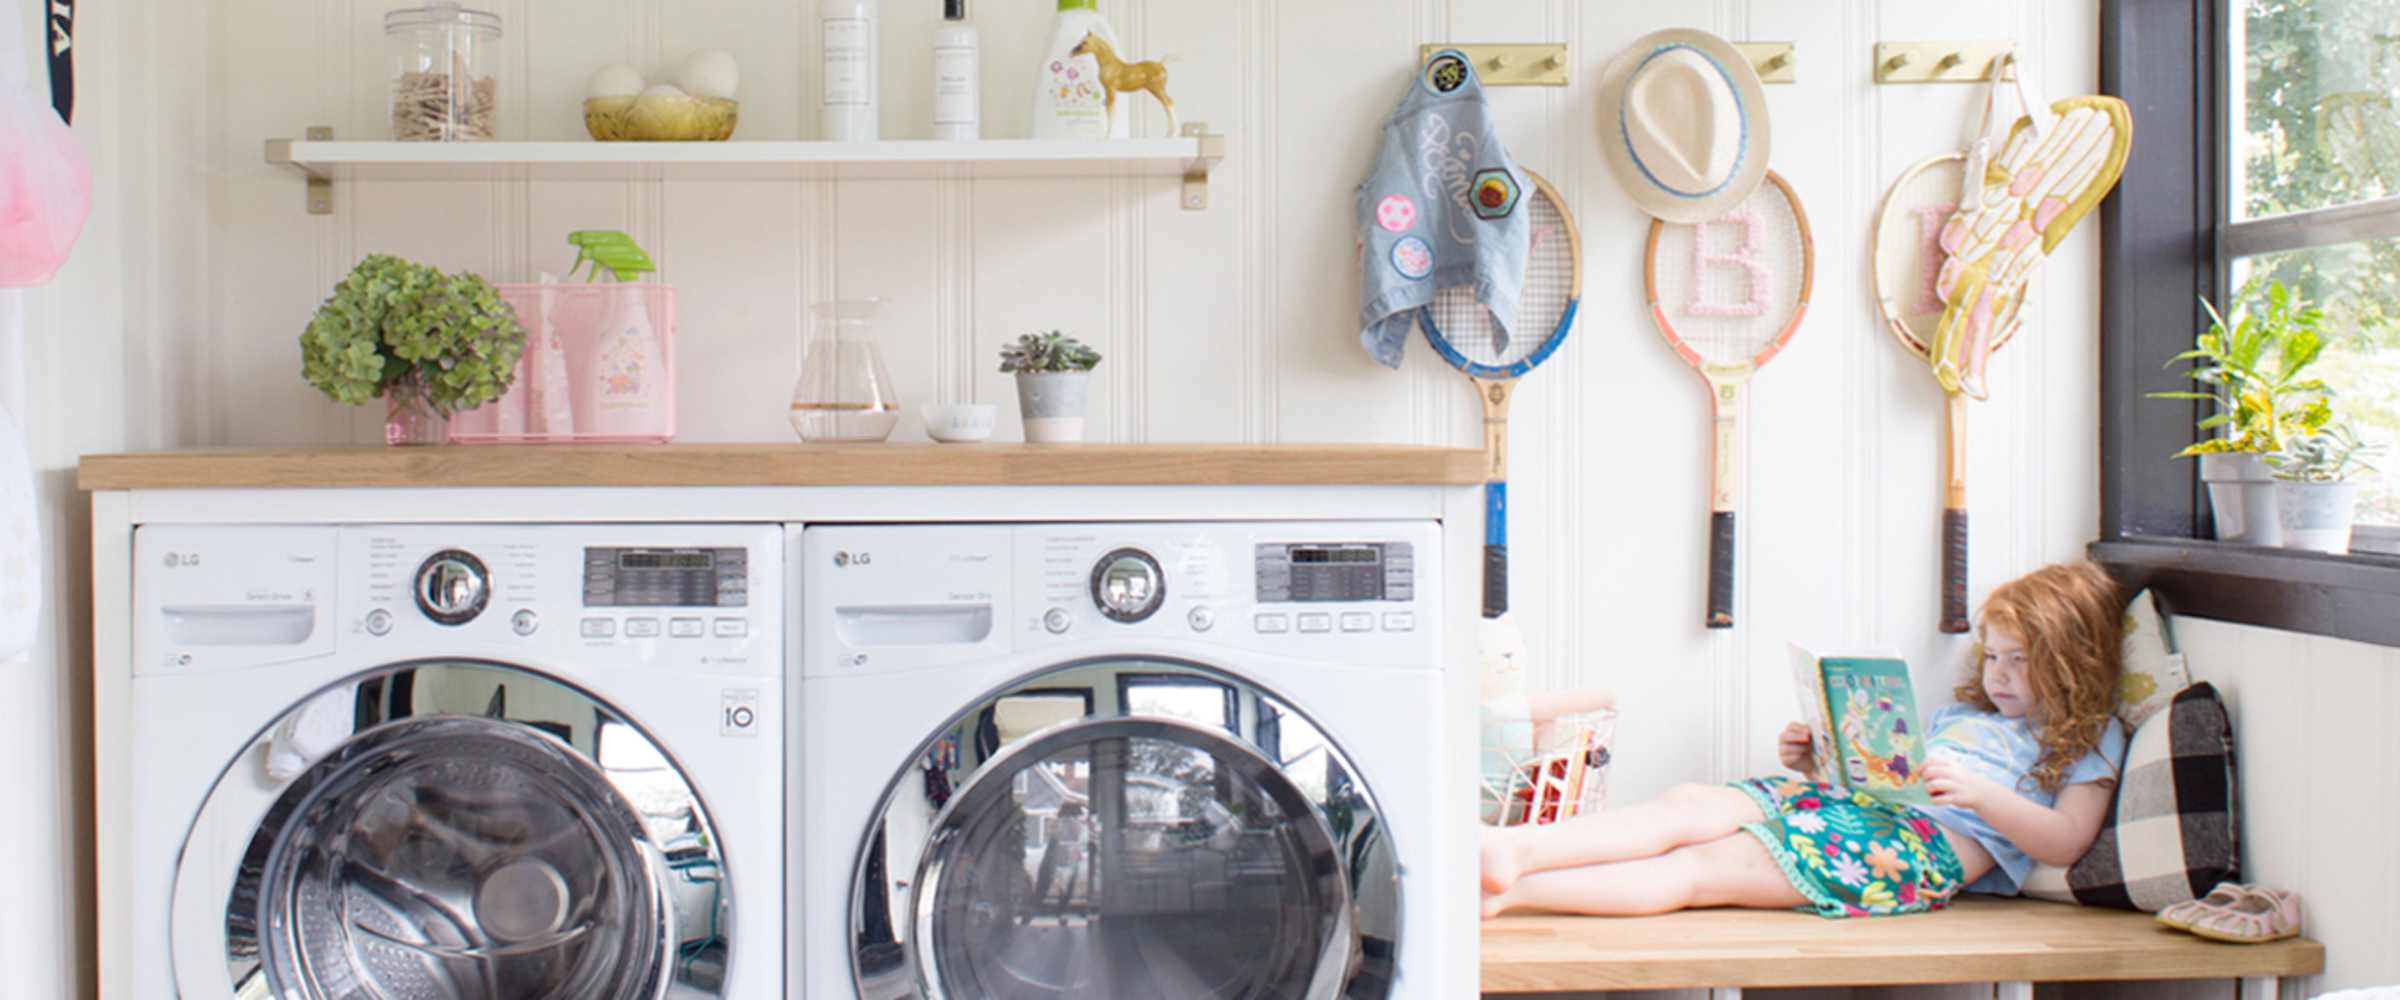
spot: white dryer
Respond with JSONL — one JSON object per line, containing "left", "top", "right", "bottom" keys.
{"left": 796, "top": 521, "right": 1455, "bottom": 999}
{"left": 130, "top": 524, "right": 783, "bottom": 999}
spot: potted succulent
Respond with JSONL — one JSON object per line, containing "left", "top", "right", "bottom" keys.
{"left": 2266, "top": 424, "right": 2384, "bottom": 553}
{"left": 999, "top": 331, "right": 1102, "bottom": 443}
{"left": 2148, "top": 280, "right": 2333, "bottom": 545}
{"left": 300, "top": 254, "right": 527, "bottom": 445}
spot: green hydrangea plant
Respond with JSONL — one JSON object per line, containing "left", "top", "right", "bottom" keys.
{"left": 997, "top": 331, "right": 1102, "bottom": 374}
{"left": 301, "top": 254, "right": 527, "bottom": 416}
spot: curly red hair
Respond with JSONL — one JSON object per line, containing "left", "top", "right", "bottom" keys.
{"left": 1950, "top": 561, "right": 2124, "bottom": 792}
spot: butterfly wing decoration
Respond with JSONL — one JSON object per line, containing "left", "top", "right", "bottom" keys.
{"left": 1929, "top": 96, "right": 2132, "bottom": 399}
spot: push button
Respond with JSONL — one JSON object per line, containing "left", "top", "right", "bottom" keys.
{"left": 712, "top": 617, "right": 748, "bottom": 638}
{"left": 510, "top": 609, "right": 540, "bottom": 636}
{"left": 1339, "top": 612, "right": 1373, "bottom": 633}
{"left": 1253, "top": 613, "right": 1290, "bottom": 634}
{"left": 1043, "top": 608, "right": 1074, "bottom": 635}
{"left": 625, "top": 617, "right": 662, "bottom": 638}
{"left": 670, "top": 617, "right": 705, "bottom": 638}
{"left": 1188, "top": 606, "right": 1217, "bottom": 632}
{"left": 1297, "top": 613, "right": 1333, "bottom": 634}
{"left": 1382, "top": 612, "right": 1416, "bottom": 632}
{"left": 580, "top": 617, "right": 617, "bottom": 638}
{"left": 364, "top": 609, "right": 393, "bottom": 636}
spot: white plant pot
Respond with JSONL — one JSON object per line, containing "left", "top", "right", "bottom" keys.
{"left": 2199, "top": 452, "right": 2282, "bottom": 546}
{"left": 2276, "top": 480, "right": 2361, "bottom": 554}
{"left": 1015, "top": 371, "right": 1090, "bottom": 443}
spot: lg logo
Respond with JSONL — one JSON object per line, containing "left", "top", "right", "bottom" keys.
{"left": 832, "top": 551, "right": 872, "bottom": 568}
{"left": 163, "top": 552, "right": 201, "bottom": 569}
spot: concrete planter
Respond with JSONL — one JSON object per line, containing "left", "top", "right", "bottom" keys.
{"left": 2199, "top": 452, "right": 2281, "bottom": 546}
{"left": 1014, "top": 371, "right": 1091, "bottom": 443}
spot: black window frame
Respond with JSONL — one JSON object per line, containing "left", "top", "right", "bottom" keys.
{"left": 2097, "top": 0, "right": 2400, "bottom": 648}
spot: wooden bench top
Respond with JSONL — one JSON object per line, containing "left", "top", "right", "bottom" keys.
{"left": 1481, "top": 896, "right": 2325, "bottom": 993}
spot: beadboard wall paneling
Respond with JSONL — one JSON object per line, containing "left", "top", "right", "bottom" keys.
{"left": 194, "top": 0, "right": 2109, "bottom": 804}
{"left": 2174, "top": 616, "right": 2400, "bottom": 999}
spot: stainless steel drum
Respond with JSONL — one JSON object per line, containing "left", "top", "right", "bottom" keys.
{"left": 853, "top": 658, "right": 1399, "bottom": 1000}
{"left": 189, "top": 660, "right": 734, "bottom": 1000}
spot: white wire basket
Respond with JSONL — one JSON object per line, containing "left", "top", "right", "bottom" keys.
{"left": 1481, "top": 709, "right": 1616, "bottom": 827}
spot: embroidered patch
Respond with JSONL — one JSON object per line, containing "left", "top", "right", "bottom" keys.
{"left": 1472, "top": 169, "right": 1521, "bottom": 220}
{"left": 1424, "top": 52, "right": 1470, "bottom": 94}
{"left": 1391, "top": 235, "right": 1434, "bottom": 280}
{"left": 1376, "top": 194, "right": 1419, "bottom": 233}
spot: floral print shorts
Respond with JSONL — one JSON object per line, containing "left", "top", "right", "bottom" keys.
{"left": 1728, "top": 777, "right": 1966, "bottom": 918}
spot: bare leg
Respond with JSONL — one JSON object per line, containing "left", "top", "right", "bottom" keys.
{"left": 1482, "top": 783, "right": 1764, "bottom": 893}
{"left": 1481, "top": 831, "right": 1806, "bottom": 918}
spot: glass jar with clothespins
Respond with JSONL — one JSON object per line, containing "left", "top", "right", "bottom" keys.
{"left": 385, "top": 2, "right": 503, "bottom": 141}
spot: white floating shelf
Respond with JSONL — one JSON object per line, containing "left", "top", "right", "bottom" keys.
{"left": 266, "top": 130, "right": 1226, "bottom": 213}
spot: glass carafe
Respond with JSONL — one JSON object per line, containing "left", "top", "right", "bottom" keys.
{"left": 791, "top": 299, "right": 901, "bottom": 442}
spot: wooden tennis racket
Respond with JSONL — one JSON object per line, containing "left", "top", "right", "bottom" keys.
{"left": 1872, "top": 153, "right": 2025, "bottom": 634}
{"left": 1417, "top": 168, "right": 1582, "bottom": 621}
{"left": 1644, "top": 170, "right": 1815, "bottom": 629}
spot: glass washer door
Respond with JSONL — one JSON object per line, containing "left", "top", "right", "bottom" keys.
{"left": 854, "top": 658, "right": 1398, "bottom": 1000}
{"left": 180, "top": 660, "right": 734, "bottom": 1000}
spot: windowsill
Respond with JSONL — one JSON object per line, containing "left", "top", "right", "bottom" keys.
{"left": 2089, "top": 536, "right": 2400, "bottom": 648}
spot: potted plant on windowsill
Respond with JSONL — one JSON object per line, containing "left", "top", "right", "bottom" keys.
{"left": 2148, "top": 280, "right": 2333, "bottom": 545}
{"left": 2266, "top": 424, "right": 2384, "bottom": 553}
{"left": 301, "top": 254, "right": 527, "bottom": 446}
{"left": 999, "top": 331, "right": 1102, "bottom": 443}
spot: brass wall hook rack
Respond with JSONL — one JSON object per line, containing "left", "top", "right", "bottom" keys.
{"left": 1734, "top": 42, "right": 1796, "bottom": 84}
{"left": 1875, "top": 42, "right": 2017, "bottom": 84}
{"left": 1420, "top": 44, "right": 1570, "bottom": 87}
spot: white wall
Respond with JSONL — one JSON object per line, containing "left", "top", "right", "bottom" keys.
{"left": 2, "top": 1, "right": 205, "bottom": 999}
{"left": 193, "top": 0, "right": 2104, "bottom": 794}
{"left": 2175, "top": 616, "right": 2400, "bottom": 998}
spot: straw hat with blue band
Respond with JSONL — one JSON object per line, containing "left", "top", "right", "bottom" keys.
{"left": 1597, "top": 28, "right": 1772, "bottom": 224}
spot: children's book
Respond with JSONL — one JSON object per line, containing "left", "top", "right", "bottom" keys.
{"left": 1787, "top": 642, "right": 1931, "bottom": 805}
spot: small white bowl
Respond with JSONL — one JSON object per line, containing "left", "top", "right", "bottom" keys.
{"left": 924, "top": 403, "right": 997, "bottom": 443}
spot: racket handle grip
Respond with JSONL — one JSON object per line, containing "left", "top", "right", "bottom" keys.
{"left": 1941, "top": 509, "right": 1971, "bottom": 634}
{"left": 1706, "top": 511, "right": 1735, "bottom": 629}
{"left": 1482, "top": 544, "right": 1507, "bottom": 619}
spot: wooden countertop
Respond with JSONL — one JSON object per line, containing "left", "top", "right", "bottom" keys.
{"left": 77, "top": 443, "right": 1486, "bottom": 491}
{"left": 1481, "top": 896, "right": 2325, "bottom": 992}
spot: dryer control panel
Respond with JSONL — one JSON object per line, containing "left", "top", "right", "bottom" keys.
{"left": 800, "top": 521, "right": 1442, "bottom": 678}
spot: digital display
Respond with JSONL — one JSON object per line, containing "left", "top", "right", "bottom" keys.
{"left": 1256, "top": 542, "right": 1413, "bottom": 604}
{"left": 585, "top": 547, "right": 748, "bottom": 608}
{"left": 620, "top": 551, "right": 715, "bottom": 570}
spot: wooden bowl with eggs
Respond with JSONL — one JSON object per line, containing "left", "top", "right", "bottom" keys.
{"left": 584, "top": 51, "right": 740, "bottom": 142}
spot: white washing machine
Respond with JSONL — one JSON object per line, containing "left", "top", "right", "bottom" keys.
{"left": 796, "top": 521, "right": 1454, "bottom": 998}
{"left": 130, "top": 524, "right": 782, "bottom": 999}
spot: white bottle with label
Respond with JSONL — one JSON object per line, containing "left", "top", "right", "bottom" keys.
{"left": 820, "top": 0, "right": 879, "bottom": 140}
{"left": 576, "top": 283, "right": 668, "bottom": 439}
{"left": 1029, "top": 0, "right": 1126, "bottom": 140}
{"left": 931, "top": 0, "right": 979, "bottom": 140}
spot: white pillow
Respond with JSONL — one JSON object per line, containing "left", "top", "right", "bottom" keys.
{"left": 2117, "top": 588, "right": 2187, "bottom": 729}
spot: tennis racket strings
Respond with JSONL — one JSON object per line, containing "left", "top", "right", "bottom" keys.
{"left": 1648, "top": 183, "right": 1810, "bottom": 366}
{"left": 1422, "top": 187, "right": 1577, "bottom": 368}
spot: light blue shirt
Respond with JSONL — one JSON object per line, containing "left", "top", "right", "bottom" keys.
{"left": 1913, "top": 703, "right": 2127, "bottom": 895}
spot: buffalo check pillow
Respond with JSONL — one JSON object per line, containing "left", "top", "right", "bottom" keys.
{"left": 2020, "top": 682, "right": 2238, "bottom": 910}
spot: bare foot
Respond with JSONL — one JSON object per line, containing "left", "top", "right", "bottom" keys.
{"left": 1480, "top": 887, "right": 1513, "bottom": 919}
{"left": 1480, "top": 825, "right": 1523, "bottom": 895}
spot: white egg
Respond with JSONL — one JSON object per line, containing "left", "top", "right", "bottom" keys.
{"left": 640, "top": 83, "right": 691, "bottom": 100}
{"left": 586, "top": 63, "right": 646, "bottom": 100}
{"left": 676, "top": 49, "right": 740, "bottom": 100}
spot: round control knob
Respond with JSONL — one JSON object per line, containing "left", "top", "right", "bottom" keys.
{"left": 1090, "top": 548, "right": 1166, "bottom": 624}
{"left": 1042, "top": 607, "right": 1073, "bottom": 635}
{"left": 363, "top": 609, "right": 393, "bottom": 636}
{"left": 511, "top": 609, "right": 540, "bottom": 636}
{"left": 414, "top": 549, "right": 491, "bottom": 627}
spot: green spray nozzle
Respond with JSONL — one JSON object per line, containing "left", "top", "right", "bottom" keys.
{"left": 566, "top": 230, "right": 657, "bottom": 283}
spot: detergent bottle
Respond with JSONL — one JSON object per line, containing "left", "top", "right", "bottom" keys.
{"left": 567, "top": 231, "right": 668, "bottom": 439}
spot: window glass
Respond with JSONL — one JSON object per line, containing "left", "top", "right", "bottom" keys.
{"left": 2235, "top": 0, "right": 2400, "bottom": 220}
{"left": 2230, "top": 238, "right": 2400, "bottom": 526}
